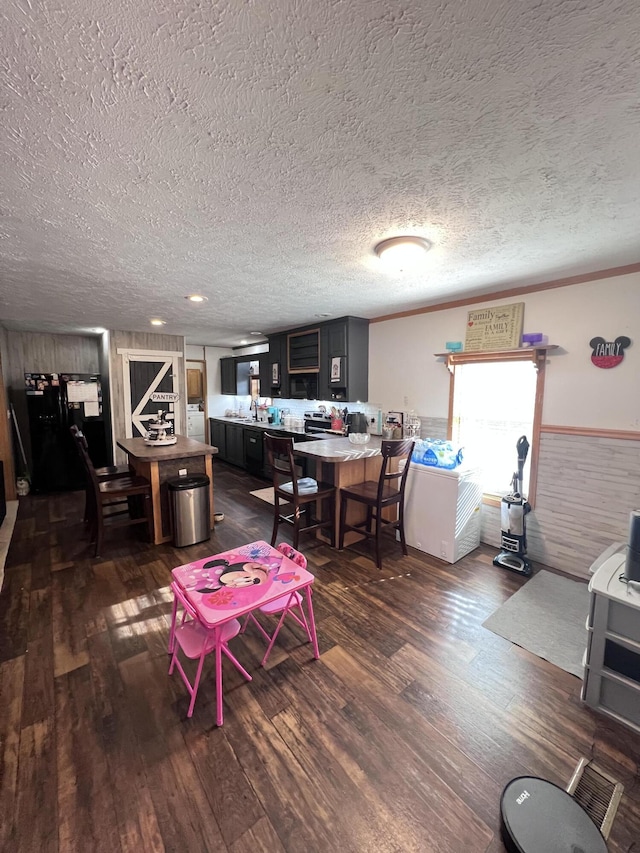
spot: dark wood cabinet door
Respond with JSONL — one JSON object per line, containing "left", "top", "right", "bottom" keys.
{"left": 225, "top": 424, "right": 245, "bottom": 468}
{"left": 220, "top": 358, "right": 236, "bottom": 395}
{"left": 267, "top": 334, "right": 288, "bottom": 398}
{"left": 327, "top": 320, "right": 347, "bottom": 357}
{"left": 243, "top": 428, "right": 264, "bottom": 476}
{"left": 210, "top": 420, "right": 227, "bottom": 460}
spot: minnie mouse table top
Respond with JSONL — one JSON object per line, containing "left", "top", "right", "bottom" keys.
{"left": 171, "top": 540, "right": 316, "bottom": 628}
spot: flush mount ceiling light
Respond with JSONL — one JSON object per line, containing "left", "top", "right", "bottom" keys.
{"left": 374, "top": 236, "right": 432, "bottom": 271}
{"left": 150, "top": 319, "right": 166, "bottom": 326}
{"left": 185, "top": 294, "right": 208, "bottom": 303}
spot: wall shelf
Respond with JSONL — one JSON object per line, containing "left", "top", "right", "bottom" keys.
{"left": 434, "top": 345, "right": 558, "bottom": 371}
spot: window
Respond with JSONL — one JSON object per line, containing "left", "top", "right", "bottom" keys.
{"left": 443, "top": 348, "right": 549, "bottom": 505}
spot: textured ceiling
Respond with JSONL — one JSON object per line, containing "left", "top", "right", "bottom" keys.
{"left": 1, "top": 0, "right": 640, "bottom": 346}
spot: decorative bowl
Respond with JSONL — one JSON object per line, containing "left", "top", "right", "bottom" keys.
{"left": 348, "top": 432, "right": 370, "bottom": 445}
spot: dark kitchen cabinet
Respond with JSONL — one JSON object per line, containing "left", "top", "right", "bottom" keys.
{"left": 322, "top": 317, "right": 369, "bottom": 402}
{"left": 243, "top": 428, "right": 264, "bottom": 476}
{"left": 225, "top": 424, "right": 245, "bottom": 468}
{"left": 220, "top": 357, "right": 236, "bottom": 395}
{"left": 209, "top": 419, "right": 227, "bottom": 460}
{"left": 258, "top": 352, "right": 270, "bottom": 391}
{"left": 266, "top": 333, "right": 289, "bottom": 398}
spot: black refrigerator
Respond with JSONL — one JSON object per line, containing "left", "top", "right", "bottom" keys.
{"left": 25, "top": 372, "right": 109, "bottom": 493}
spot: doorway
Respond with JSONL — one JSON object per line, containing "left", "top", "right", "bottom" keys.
{"left": 120, "top": 350, "right": 183, "bottom": 439}
{"left": 186, "top": 359, "right": 208, "bottom": 442}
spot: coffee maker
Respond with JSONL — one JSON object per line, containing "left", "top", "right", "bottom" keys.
{"left": 346, "top": 412, "right": 368, "bottom": 434}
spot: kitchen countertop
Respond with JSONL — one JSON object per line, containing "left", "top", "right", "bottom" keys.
{"left": 209, "top": 415, "right": 336, "bottom": 440}
{"left": 116, "top": 435, "right": 218, "bottom": 461}
{"left": 292, "top": 435, "right": 383, "bottom": 463}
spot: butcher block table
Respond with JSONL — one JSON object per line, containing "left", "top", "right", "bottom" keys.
{"left": 116, "top": 435, "right": 218, "bottom": 545}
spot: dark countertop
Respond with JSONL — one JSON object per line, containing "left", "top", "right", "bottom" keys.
{"left": 116, "top": 435, "right": 218, "bottom": 461}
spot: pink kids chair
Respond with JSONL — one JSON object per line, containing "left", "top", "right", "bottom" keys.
{"left": 241, "top": 543, "right": 314, "bottom": 666}
{"left": 168, "top": 581, "right": 252, "bottom": 724}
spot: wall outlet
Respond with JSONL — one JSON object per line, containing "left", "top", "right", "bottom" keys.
{"left": 179, "top": 468, "right": 187, "bottom": 476}
{"left": 440, "top": 541, "right": 448, "bottom": 558}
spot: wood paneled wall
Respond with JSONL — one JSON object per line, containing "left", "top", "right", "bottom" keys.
{"left": 1, "top": 330, "right": 101, "bottom": 482}
{"left": 0, "top": 328, "right": 16, "bottom": 500}
{"left": 2, "top": 331, "right": 100, "bottom": 390}
{"left": 109, "top": 331, "right": 186, "bottom": 464}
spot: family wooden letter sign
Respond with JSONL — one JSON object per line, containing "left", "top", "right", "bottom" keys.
{"left": 589, "top": 336, "right": 631, "bottom": 369}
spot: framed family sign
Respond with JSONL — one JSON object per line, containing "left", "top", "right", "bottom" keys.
{"left": 465, "top": 302, "right": 525, "bottom": 352}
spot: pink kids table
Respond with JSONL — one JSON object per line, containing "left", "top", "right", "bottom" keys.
{"left": 171, "top": 540, "right": 319, "bottom": 724}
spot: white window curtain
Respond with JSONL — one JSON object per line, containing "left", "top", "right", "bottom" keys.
{"left": 451, "top": 360, "right": 537, "bottom": 495}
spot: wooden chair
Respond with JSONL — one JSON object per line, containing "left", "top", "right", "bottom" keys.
{"left": 265, "top": 433, "right": 336, "bottom": 549}
{"left": 338, "top": 439, "right": 415, "bottom": 569}
{"left": 76, "top": 439, "right": 153, "bottom": 557}
{"left": 70, "top": 426, "right": 131, "bottom": 522}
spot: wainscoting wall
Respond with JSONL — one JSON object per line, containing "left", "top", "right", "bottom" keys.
{"left": 481, "top": 430, "right": 640, "bottom": 578}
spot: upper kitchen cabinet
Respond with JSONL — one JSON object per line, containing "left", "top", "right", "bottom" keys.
{"left": 220, "top": 357, "right": 236, "bottom": 395}
{"left": 322, "top": 317, "right": 369, "bottom": 402}
{"left": 266, "top": 333, "right": 289, "bottom": 398}
{"left": 187, "top": 368, "right": 203, "bottom": 401}
{"left": 220, "top": 356, "right": 260, "bottom": 396}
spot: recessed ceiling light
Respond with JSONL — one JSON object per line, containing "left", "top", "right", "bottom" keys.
{"left": 375, "top": 236, "right": 432, "bottom": 271}
{"left": 185, "top": 294, "right": 208, "bottom": 303}
{"left": 150, "top": 319, "right": 166, "bottom": 326}
{"left": 240, "top": 339, "right": 248, "bottom": 345}
{"left": 250, "top": 331, "right": 263, "bottom": 336}
{"left": 315, "top": 313, "right": 331, "bottom": 318}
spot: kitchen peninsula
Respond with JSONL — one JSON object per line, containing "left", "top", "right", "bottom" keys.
{"left": 293, "top": 436, "right": 388, "bottom": 545}
{"left": 116, "top": 435, "right": 218, "bottom": 544}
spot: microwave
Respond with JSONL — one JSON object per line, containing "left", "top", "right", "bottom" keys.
{"left": 289, "top": 373, "right": 318, "bottom": 399}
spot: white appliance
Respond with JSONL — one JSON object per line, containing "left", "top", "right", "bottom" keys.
{"left": 187, "top": 409, "right": 205, "bottom": 443}
{"left": 403, "top": 463, "right": 483, "bottom": 563}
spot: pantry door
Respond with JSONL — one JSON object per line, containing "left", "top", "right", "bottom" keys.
{"left": 120, "top": 350, "right": 183, "bottom": 438}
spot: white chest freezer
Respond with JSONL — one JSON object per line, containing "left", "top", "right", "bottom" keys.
{"left": 403, "top": 463, "right": 483, "bottom": 563}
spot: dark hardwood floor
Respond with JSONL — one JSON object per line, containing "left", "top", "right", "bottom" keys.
{"left": 1, "top": 460, "right": 639, "bottom": 852}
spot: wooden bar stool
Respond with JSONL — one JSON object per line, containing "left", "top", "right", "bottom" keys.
{"left": 70, "top": 425, "right": 131, "bottom": 522}
{"left": 265, "top": 434, "right": 336, "bottom": 549}
{"left": 76, "top": 440, "right": 153, "bottom": 557}
{"left": 338, "top": 439, "right": 415, "bottom": 569}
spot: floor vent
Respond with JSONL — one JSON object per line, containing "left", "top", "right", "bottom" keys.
{"left": 566, "top": 758, "right": 624, "bottom": 840}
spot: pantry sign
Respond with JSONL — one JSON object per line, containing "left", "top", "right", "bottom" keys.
{"left": 465, "top": 302, "right": 524, "bottom": 352}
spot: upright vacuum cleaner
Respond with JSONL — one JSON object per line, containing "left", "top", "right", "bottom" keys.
{"left": 494, "top": 435, "right": 532, "bottom": 576}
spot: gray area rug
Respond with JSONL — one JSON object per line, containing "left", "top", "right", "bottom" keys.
{"left": 482, "top": 570, "right": 590, "bottom": 678}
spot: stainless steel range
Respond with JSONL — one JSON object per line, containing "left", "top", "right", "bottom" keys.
{"left": 303, "top": 411, "right": 336, "bottom": 435}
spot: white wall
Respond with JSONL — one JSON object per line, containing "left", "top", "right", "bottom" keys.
{"left": 185, "top": 345, "right": 205, "bottom": 360}
{"left": 369, "top": 272, "right": 640, "bottom": 577}
{"left": 204, "top": 345, "right": 234, "bottom": 416}
{"left": 370, "top": 273, "right": 640, "bottom": 430}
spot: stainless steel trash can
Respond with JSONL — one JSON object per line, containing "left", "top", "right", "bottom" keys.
{"left": 167, "top": 474, "right": 211, "bottom": 547}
